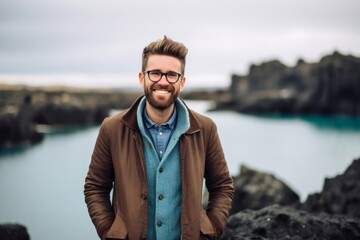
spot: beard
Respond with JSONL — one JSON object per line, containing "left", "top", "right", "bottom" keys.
{"left": 144, "top": 82, "right": 179, "bottom": 110}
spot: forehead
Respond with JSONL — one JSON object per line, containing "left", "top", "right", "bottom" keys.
{"left": 146, "top": 54, "right": 182, "bottom": 71}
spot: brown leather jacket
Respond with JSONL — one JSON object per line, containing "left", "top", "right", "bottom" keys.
{"left": 84, "top": 97, "right": 234, "bottom": 240}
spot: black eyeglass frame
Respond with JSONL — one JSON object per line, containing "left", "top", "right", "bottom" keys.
{"left": 143, "top": 70, "right": 183, "bottom": 84}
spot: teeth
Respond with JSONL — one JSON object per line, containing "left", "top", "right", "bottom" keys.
{"left": 154, "top": 90, "right": 170, "bottom": 94}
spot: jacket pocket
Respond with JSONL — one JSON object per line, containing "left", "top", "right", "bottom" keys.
{"left": 106, "top": 214, "right": 128, "bottom": 239}
{"left": 200, "top": 209, "right": 215, "bottom": 236}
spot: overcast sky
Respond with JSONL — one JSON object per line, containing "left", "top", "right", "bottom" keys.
{"left": 1, "top": 0, "right": 359, "bottom": 88}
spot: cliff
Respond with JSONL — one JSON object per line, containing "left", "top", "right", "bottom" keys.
{"left": 0, "top": 85, "right": 140, "bottom": 147}
{"left": 215, "top": 51, "right": 360, "bottom": 116}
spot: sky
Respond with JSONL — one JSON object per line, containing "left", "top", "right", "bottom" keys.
{"left": 0, "top": 0, "right": 360, "bottom": 88}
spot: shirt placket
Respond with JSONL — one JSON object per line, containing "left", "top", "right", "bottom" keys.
{"left": 157, "top": 126, "right": 165, "bottom": 160}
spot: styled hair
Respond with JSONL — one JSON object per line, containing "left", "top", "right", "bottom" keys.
{"left": 142, "top": 36, "right": 188, "bottom": 74}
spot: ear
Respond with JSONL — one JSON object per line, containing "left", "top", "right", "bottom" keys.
{"left": 139, "top": 72, "right": 145, "bottom": 87}
{"left": 179, "top": 76, "right": 186, "bottom": 91}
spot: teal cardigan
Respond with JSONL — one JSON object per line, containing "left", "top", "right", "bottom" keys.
{"left": 137, "top": 97, "right": 190, "bottom": 240}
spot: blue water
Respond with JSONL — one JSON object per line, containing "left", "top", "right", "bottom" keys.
{"left": 1, "top": 100, "right": 360, "bottom": 240}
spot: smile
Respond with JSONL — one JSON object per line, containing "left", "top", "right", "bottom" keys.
{"left": 153, "top": 89, "right": 171, "bottom": 94}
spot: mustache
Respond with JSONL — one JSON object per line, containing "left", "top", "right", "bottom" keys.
{"left": 151, "top": 84, "right": 174, "bottom": 91}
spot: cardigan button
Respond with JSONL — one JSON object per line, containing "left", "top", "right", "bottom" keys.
{"left": 157, "top": 220, "right": 163, "bottom": 227}
{"left": 158, "top": 194, "right": 164, "bottom": 200}
{"left": 159, "top": 168, "right": 164, "bottom": 173}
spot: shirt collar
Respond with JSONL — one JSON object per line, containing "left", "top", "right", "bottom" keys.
{"left": 143, "top": 105, "right": 177, "bottom": 130}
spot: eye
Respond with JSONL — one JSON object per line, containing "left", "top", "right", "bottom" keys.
{"left": 167, "top": 72, "right": 179, "bottom": 78}
{"left": 149, "top": 71, "right": 161, "bottom": 77}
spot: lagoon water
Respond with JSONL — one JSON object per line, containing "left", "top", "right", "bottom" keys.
{"left": 1, "top": 100, "right": 360, "bottom": 240}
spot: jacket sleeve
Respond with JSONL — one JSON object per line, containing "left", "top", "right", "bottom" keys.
{"left": 84, "top": 118, "right": 115, "bottom": 239}
{"left": 204, "top": 121, "right": 234, "bottom": 238}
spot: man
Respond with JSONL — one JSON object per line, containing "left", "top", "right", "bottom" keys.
{"left": 84, "top": 36, "right": 234, "bottom": 240}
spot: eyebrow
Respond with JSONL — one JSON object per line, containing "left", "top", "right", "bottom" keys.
{"left": 147, "top": 69, "right": 180, "bottom": 73}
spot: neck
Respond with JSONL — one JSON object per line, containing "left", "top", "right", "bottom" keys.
{"left": 145, "top": 103, "right": 175, "bottom": 125}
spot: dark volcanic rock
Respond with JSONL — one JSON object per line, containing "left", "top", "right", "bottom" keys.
{"left": 217, "top": 51, "right": 360, "bottom": 116}
{"left": 301, "top": 158, "right": 360, "bottom": 217}
{"left": 0, "top": 113, "right": 44, "bottom": 147}
{"left": 0, "top": 223, "right": 30, "bottom": 240}
{"left": 0, "top": 92, "right": 43, "bottom": 147}
{"left": 221, "top": 204, "right": 360, "bottom": 240}
{"left": 32, "top": 102, "right": 108, "bottom": 125}
{"left": 222, "top": 158, "right": 360, "bottom": 240}
{"left": 0, "top": 86, "right": 140, "bottom": 147}
{"left": 230, "top": 165, "right": 300, "bottom": 215}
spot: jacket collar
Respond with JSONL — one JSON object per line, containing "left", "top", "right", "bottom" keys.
{"left": 121, "top": 96, "right": 202, "bottom": 134}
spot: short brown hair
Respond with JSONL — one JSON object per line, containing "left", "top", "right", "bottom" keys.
{"left": 142, "top": 36, "right": 188, "bottom": 74}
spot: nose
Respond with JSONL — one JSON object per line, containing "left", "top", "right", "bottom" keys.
{"left": 157, "top": 73, "right": 169, "bottom": 84}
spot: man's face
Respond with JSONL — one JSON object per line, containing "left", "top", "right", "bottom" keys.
{"left": 139, "top": 54, "right": 186, "bottom": 110}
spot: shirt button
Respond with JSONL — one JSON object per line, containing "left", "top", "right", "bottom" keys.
{"left": 159, "top": 168, "right": 164, "bottom": 173}
{"left": 159, "top": 132, "right": 163, "bottom": 136}
{"left": 158, "top": 195, "right": 164, "bottom": 200}
{"left": 157, "top": 220, "right": 163, "bottom": 227}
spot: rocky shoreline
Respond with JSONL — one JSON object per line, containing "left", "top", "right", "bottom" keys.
{"left": 0, "top": 85, "right": 141, "bottom": 147}
{"left": 1, "top": 50, "right": 359, "bottom": 239}
{"left": 0, "top": 83, "right": 228, "bottom": 148}
{"left": 2, "top": 50, "right": 358, "bottom": 148}
{"left": 1, "top": 158, "right": 359, "bottom": 239}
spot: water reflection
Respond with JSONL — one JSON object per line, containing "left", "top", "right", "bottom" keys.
{"left": 251, "top": 114, "right": 360, "bottom": 131}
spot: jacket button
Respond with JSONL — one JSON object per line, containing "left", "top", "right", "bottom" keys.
{"left": 159, "top": 167, "right": 164, "bottom": 173}
{"left": 157, "top": 220, "right": 162, "bottom": 227}
{"left": 158, "top": 195, "right": 164, "bottom": 200}
{"left": 141, "top": 194, "right": 147, "bottom": 200}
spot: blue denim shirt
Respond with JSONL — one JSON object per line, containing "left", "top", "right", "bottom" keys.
{"left": 143, "top": 107, "right": 177, "bottom": 160}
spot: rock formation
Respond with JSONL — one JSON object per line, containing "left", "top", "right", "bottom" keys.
{"left": 0, "top": 85, "right": 140, "bottom": 147}
{"left": 230, "top": 165, "right": 300, "bottom": 215}
{"left": 301, "top": 158, "right": 360, "bottom": 218}
{"left": 0, "top": 89, "right": 43, "bottom": 147}
{"left": 0, "top": 224, "right": 30, "bottom": 240}
{"left": 221, "top": 204, "right": 360, "bottom": 240}
{"left": 221, "top": 158, "right": 360, "bottom": 239}
{"left": 216, "top": 51, "right": 360, "bottom": 116}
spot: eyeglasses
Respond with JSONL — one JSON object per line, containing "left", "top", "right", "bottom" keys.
{"left": 143, "top": 70, "right": 182, "bottom": 84}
